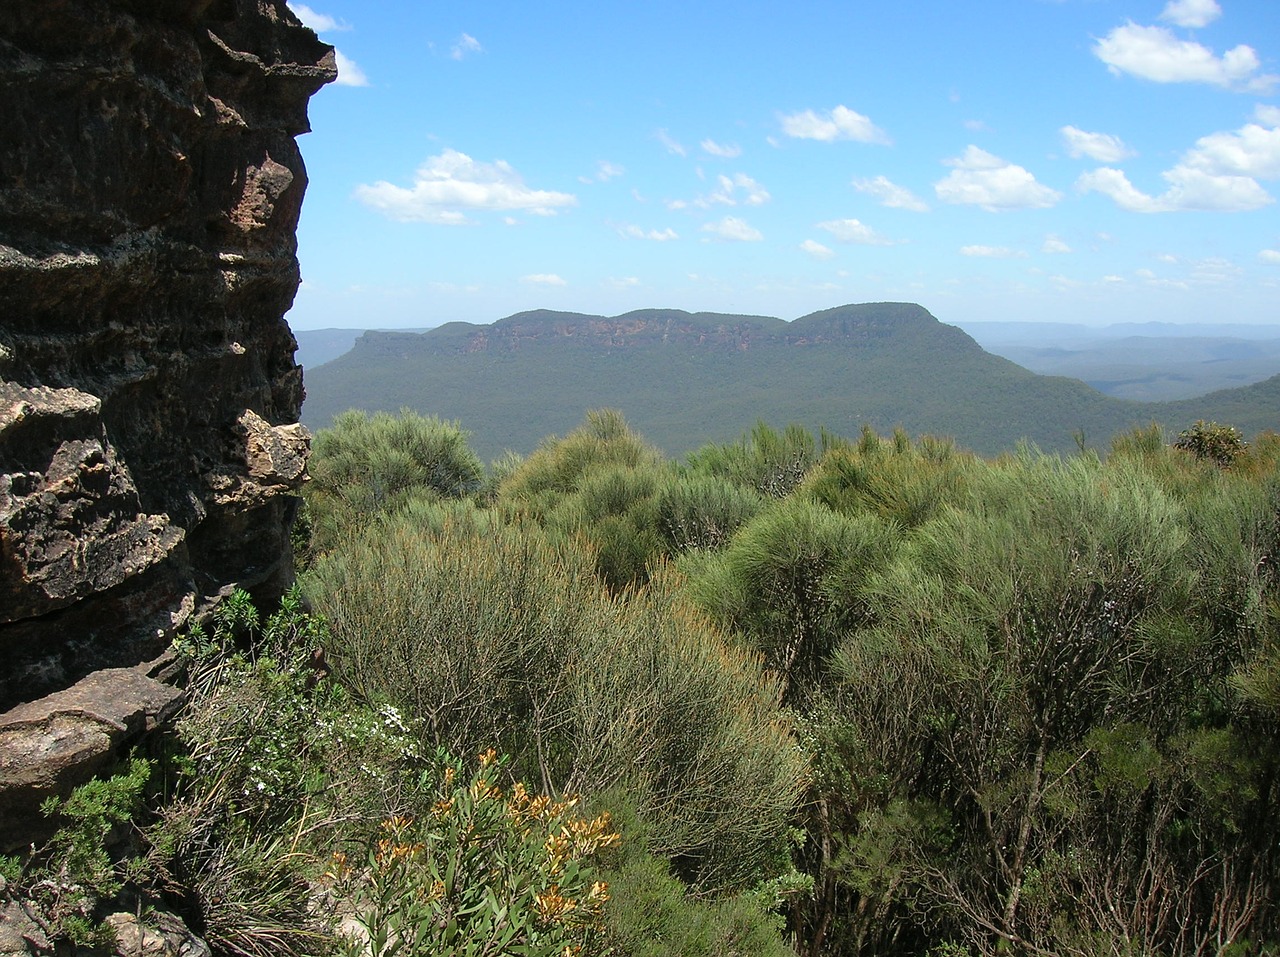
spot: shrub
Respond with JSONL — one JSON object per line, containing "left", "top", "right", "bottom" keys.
{"left": 335, "top": 749, "right": 617, "bottom": 957}
{"left": 306, "top": 518, "right": 804, "bottom": 893}
{"left": 305, "top": 408, "right": 483, "bottom": 554}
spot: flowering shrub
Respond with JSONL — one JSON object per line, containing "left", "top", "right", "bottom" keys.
{"left": 335, "top": 749, "right": 618, "bottom": 957}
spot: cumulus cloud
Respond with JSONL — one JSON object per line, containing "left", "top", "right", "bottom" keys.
{"left": 451, "top": 33, "right": 483, "bottom": 60}
{"left": 1258, "top": 249, "right": 1280, "bottom": 264}
{"left": 1094, "top": 23, "right": 1278, "bottom": 93}
{"left": 852, "top": 175, "right": 930, "bottom": 212}
{"left": 701, "top": 216, "right": 763, "bottom": 241}
{"left": 355, "top": 149, "right": 577, "bottom": 223}
{"left": 1042, "top": 235, "right": 1072, "bottom": 254}
{"left": 1181, "top": 118, "right": 1280, "bottom": 179}
{"left": 656, "top": 129, "right": 687, "bottom": 157}
{"left": 1159, "top": 0, "right": 1221, "bottom": 29}
{"left": 701, "top": 139, "right": 743, "bottom": 159}
{"left": 334, "top": 50, "right": 370, "bottom": 87}
{"left": 1076, "top": 114, "right": 1279, "bottom": 212}
{"left": 960, "top": 245, "right": 1028, "bottom": 258}
{"left": 522, "top": 273, "right": 567, "bottom": 286}
{"left": 779, "top": 105, "right": 891, "bottom": 145}
{"left": 288, "top": 3, "right": 350, "bottom": 32}
{"left": 1061, "top": 126, "right": 1135, "bottom": 163}
{"left": 816, "top": 219, "right": 896, "bottom": 245}
{"left": 1077, "top": 166, "right": 1272, "bottom": 212}
{"left": 609, "top": 276, "right": 641, "bottom": 288}
{"left": 934, "top": 146, "right": 1062, "bottom": 211}
{"left": 618, "top": 224, "right": 679, "bottom": 241}
{"left": 800, "top": 239, "right": 836, "bottom": 260}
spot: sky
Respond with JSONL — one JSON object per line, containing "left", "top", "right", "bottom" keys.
{"left": 283, "top": 0, "right": 1280, "bottom": 332}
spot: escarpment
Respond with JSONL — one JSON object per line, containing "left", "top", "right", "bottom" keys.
{"left": 0, "top": 0, "right": 334, "bottom": 843}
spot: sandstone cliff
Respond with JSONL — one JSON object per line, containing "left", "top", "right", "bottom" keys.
{"left": 0, "top": 0, "right": 334, "bottom": 842}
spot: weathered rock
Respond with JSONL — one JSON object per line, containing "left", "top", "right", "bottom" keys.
{"left": 0, "top": 0, "right": 334, "bottom": 845}
{"left": 103, "top": 910, "right": 212, "bottom": 957}
{"left": 0, "top": 1, "right": 334, "bottom": 712}
{"left": 0, "top": 667, "right": 185, "bottom": 850}
{"left": 0, "top": 898, "right": 51, "bottom": 956}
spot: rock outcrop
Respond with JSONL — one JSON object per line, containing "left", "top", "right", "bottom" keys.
{"left": 0, "top": 0, "right": 334, "bottom": 839}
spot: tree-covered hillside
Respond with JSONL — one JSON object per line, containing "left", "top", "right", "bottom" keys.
{"left": 300, "top": 303, "right": 1279, "bottom": 460}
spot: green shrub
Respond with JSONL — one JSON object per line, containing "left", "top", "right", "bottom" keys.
{"left": 306, "top": 519, "right": 804, "bottom": 893}
{"left": 685, "top": 420, "right": 820, "bottom": 498}
{"left": 305, "top": 408, "right": 484, "bottom": 554}
{"left": 335, "top": 749, "right": 617, "bottom": 957}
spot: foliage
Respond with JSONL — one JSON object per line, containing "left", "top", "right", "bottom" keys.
{"left": 685, "top": 420, "right": 821, "bottom": 498}
{"left": 18, "top": 758, "right": 152, "bottom": 947}
{"left": 306, "top": 517, "right": 804, "bottom": 893}
{"left": 154, "top": 586, "right": 427, "bottom": 957}
{"left": 335, "top": 749, "right": 617, "bottom": 957}
{"left": 304, "top": 407, "right": 483, "bottom": 554}
{"left": 685, "top": 497, "right": 896, "bottom": 704}
{"left": 1175, "top": 418, "right": 1249, "bottom": 467}
{"left": 727, "top": 437, "right": 1280, "bottom": 956}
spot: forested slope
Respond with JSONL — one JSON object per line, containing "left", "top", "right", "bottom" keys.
{"left": 301, "top": 303, "right": 1278, "bottom": 460}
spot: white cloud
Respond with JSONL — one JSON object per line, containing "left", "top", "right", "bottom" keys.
{"left": 1061, "top": 126, "right": 1135, "bottom": 163}
{"left": 656, "top": 129, "right": 687, "bottom": 157}
{"left": 522, "top": 273, "right": 567, "bottom": 286}
{"left": 704, "top": 173, "right": 771, "bottom": 207}
{"left": 852, "top": 175, "right": 930, "bottom": 212}
{"left": 816, "top": 218, "right": 895, "bottom": 246}
{"left": 779, "top": 105, "right": 891, "bottom": 145}
{"left": 451, "top": 33, "right": 483, "bottom": 60}
{"left": 701, "top": 216, "right": 763, "bottom": 242}
{"left": 334, "top": 50, "right": 370, "bottom": 87}
{"left": 934, "top": 146, "right": 1062, "bottom": 211}
{"left": 960, "top": 245, "right": 1028, "bottom": 258}
{"left": 1258, "top": 106, "right": 1280, "bottom": 127}
{"left": 1093, "top": 23, "right": 1278, "bottom": 93}
{"left": 618, "top": 224, "right": 679, "bottom": 241}
{"left": 1259, "top": 249, "right": 1280, "bottom": 264}
{"left": 1159, "top": 0, "right": 1220, "bottom": 29}
{"left": 355, "top": 149, "right": 577, "bottom": 223}
{"left": 288, "top": 3, "right": 350, "bottom": 32}
{"left": 1043, "top": 235, "right": 1072, "bottom": 254}
{"left": 1181, "top": 120, "right": 1280, "bottom": 179}
{"left": 800, "top": 239, "right": 836, "bottom": 260}
{"left": 701, "top": 139, "right": 742, "bottom": 159}
{"left": 1077, "top": 111, "right": 1280, "bottom": 212}
{"left": 609, "top": 276, "right": 641, "bottom": 288}
{"left": 1077, "top": 165, "right": 1272, "bottom": 212}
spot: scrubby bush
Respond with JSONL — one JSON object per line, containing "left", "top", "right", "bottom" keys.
{"left": 306, "top": 518, "right": 804, "bottom": 893}
{"left": 304, "top": 408, "right": 484, "bottom": 554}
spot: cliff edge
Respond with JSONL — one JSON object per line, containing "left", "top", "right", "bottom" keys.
{"left": 0, "top": 0, "right": 334, "bottom": 845}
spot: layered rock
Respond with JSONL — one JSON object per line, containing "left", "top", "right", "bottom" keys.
{"left": 0, "top": 0, "right": 332, "bottom": 766}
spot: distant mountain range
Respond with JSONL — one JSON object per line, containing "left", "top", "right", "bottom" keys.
{"left": 959, "top": 321, "right": 1280, "bottom": 402}
{"left": 297, "top": 303, "right": 1280, "bottom": 460}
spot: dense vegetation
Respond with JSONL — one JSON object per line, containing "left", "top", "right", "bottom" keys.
{"left": 300, "top": 304, "right": 1280, "bottom": 461}
{"left": 11, "top": 409, "right": 1279, "bottom": 955}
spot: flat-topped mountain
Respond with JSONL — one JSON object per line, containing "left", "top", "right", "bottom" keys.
{"left": 301, "top": 303, "right": 1279, "bottom": 460}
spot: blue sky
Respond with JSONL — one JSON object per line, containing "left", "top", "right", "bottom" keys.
{"left": 284, "top": 0, "right": 1280, "bottom": 331}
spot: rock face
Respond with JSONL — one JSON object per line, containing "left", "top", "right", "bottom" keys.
{"left": 0, "top": 0, "right": 334, "bottom": 717}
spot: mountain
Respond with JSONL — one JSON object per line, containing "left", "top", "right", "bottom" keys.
{"left": 299, "top": 303, "right": 1280, "bottom": 461}
{"left": 958, "top": 322, "right": 1280, "bottom": 401}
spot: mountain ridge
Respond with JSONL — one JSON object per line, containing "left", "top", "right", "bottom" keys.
{"left": 300, "top": 302, "right": 1278, "bottom": 460}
